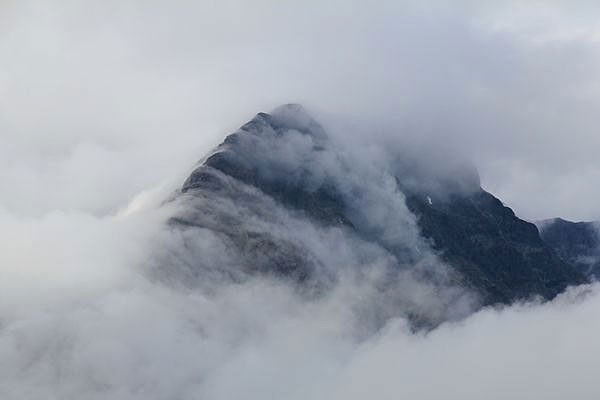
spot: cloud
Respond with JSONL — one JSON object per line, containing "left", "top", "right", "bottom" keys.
{"left": 2, "top": 0, "right": 600, "bottom": 219}
{"left": 1, "top": 199, "right": 599, "bottom": 400}
{"left": 1, "top": 1, "right": 600, "bottom": 399}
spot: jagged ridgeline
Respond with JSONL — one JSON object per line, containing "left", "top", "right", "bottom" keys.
{"left": 166, "top": 104, "right": 587, "bottom": 326}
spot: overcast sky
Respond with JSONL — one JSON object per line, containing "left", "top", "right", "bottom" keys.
{"left": 1, "top": 0, "right": 600, "bottom": 221}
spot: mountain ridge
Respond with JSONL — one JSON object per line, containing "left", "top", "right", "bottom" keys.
{"left": 168, "top": 104, "right": 588, "bottom": 326}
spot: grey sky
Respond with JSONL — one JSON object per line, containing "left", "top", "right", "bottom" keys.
{"left": 1, "top": 1, "right": 600, "bottom": 220}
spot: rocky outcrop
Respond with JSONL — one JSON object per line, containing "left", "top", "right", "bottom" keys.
{"left": 538, "top": 218, "right": 600, "bottom": 279}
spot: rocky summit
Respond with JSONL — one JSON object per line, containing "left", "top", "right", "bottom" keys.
{"left": 168, "top": 104, "right": 587, "bottom": 326}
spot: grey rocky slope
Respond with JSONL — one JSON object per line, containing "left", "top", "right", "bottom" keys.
{"left": 538, "top": 218, "right": 600, "bottom": 279}
{"left": 165, "top": 104, "right": 587, "bottom": 327}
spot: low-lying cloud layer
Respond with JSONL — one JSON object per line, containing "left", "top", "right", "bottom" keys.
{"left": 2, "top": 1, "right": 600, "bottom": 399}
{"left": 1, "top": 198, "right": 600, "bottom": 399}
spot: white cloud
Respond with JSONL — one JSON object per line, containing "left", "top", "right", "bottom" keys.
{"left": 1, "top": 1, "right": 600, "bottom": 399}
{"left": 2, "top": 0, "right": 600, "bottom": 219}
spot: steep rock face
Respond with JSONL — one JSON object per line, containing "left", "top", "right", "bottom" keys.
{"left": 403, "top": 190, "right": 586, "bottom": 304}
{"left": 538, "top": 218, "right": 600, "bottom": 279}
{"left": 172, "top": 104, "right": 586, "bottom": 313}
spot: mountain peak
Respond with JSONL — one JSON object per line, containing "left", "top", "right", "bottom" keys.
{"left": 173, "top": 106, "right": 587, "bottom": 327}
{"left": 270, "top": 103, "right": 311, "bottom": 122}
{"left": 269, "top": 103, "right": 327, "bottom": 139}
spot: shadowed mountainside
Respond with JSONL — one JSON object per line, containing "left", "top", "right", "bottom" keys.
{"left": 538, "top": 218, "right": 600, "bottom": 279}
{"left": 167, "top": 104, "right": 587, "bottom": 325}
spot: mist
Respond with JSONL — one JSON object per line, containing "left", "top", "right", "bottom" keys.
{"left": 2, "top": 198, "right": 600, "bottom": 399}
{"left": 3, "top": 0, "right": 600, "bottom": 220}
{"left": 2, "top": 1, "right": 600, "bottom": 399}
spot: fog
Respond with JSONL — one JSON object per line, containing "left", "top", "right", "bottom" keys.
{"left": 2, "top": 199, "right": 600, "bottom": 399}
{"left": 3, "top": 0, "right": 600, "bottom": 220}
{"left": 2, "top": 1, "right": 600, "bottom": 399}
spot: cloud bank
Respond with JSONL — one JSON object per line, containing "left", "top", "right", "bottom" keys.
{"left": 2, "top": 1, "right": 600, "bottom": 399}
{"left": 1, "top": 200, "right": 600, "bottom": 399}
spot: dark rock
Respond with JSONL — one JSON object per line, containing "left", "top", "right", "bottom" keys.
{"left": 172, "top": 103, "right": 588, "bottom": 312}
{"left": 538, "top": 218, "right": 600, "bottom": 279}
{"left": 402, "top": 189, "right": 587, "bottom": 304}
